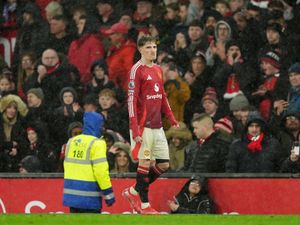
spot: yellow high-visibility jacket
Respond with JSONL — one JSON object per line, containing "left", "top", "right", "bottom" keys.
{"left": 63, "top": 134, "right": 114, "bottom": 210}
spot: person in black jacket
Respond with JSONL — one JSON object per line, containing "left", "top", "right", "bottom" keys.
{"left": 168, "top": 175, "right": 214, "bottom": 214}
{"left": 183, "top": 113, "right": 230, "bottom": 173}
{"left": 226, "top": 111, "right": 282, "bottom": 173}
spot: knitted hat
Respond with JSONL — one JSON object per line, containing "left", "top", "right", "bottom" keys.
{"left": 27, "top": 88, "right": 44, "bottom": 101}
{"left": 246, "top": 111, "right": 266, "bottom": 130}
{"left": 214, "top": 117, "right": 233, "bottom": 134}
{"left": 229, "top": 94, "right": 250, "bottom": 111}
{"left": 201, "top": 87, "right": 218, "bottom": 105}
{"left": 261, "top": 50, "right": 281, "bottom": 69}
{"left": 288, "top": 62, "right": 300, "bottom": 74}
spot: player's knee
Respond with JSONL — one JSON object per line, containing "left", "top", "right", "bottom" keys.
{"left": 156, "top": 159, "right": 169, "bottom": 171}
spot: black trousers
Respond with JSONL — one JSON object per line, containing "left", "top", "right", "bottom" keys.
{"left": 70, "top": 207, "right": 101, "bottom": 213}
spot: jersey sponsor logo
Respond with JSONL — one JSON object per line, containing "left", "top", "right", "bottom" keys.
{"left": 147, "top": 75, "right": 152, "bottom": 80}
{"left": 146, "top": 94, "right": 162, "bottom": 100}
{"left": 154, "top": 83, "right": 159, "bottom": 92}
{"left": 128, "top": 81, "right": 135, "bottom": 89}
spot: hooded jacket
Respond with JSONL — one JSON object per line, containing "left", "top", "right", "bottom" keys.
{"left": 63, "top": 112, "right": 115, "bottom": 210}
{"left": 172, "top": 176, "right": 214, "bottom": 214}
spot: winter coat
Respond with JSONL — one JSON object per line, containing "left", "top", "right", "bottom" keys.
{"left": 172, "top": 176, "right": 214, "bottom": 214}
{"left": 37, "top": 54, "right": 82, "bottom": 109}
{"left": 184, "top": 67, "right": 212, "bottom": 125}
{"left": 106, "top": 39, "right": 136, "bottom": 91}
{"left": 68, "top": 33, "right": 105, "bottom": 85}
{"left": 99, "top": 104, "right": 129, "bottom": 141}
{"left": 183, "top": 130, "right": 230, "bottom": 173}
{"left": 0, "top": 114, "right": 26, "bottom": 172}
{"left": 226, "top": 135, "right": 282, "bottom": 173}
{"left": 22, "top": 123, "right": 57, "bottom": 172}
{"left": 166, "top": 122, "right": 192, "bottom": 171}
{"left": 281, "top": 158, "right": 300, "bottom": 173}
{"left": 285, "top": 86, "right": 300, "bottom": 114}
{"left": 12, "top": 2, "right": 49, "bottom": 66}
{"left": 164, "top": 77, "right": 191, "bottom": 129}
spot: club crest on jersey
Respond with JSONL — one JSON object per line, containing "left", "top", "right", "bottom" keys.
{"left": 128, "top": 81, "right": 135, "bottom": 89}
{"left": 154, "top": 83, "right": 159, "bottom": 92}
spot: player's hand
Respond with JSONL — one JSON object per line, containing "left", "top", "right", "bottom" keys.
{"left": 172, "top": 121, "right": 180, "bottom": 128}
{"left": 134, "top": 136, "right": 143, "bottom": 143}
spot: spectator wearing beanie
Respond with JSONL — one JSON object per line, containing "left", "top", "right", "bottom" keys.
{"left": 200, "top": 87, "right": 223, "bottom": 122}
{"left": 226, "top": 111, "right": 282, "bottom": 173}
{"left": 213, "top": 39, "right": 257, "bottom": 114}
{"left": 272, "top": 62, "right": 300, "bottom": 117}
{"left": 258, "top": 22, "right": 294, "bottom": 70}
{"left": 229, "top": 93, "right": 256, "bottom": 139}
{"left": 252, "top": 50, "right": 289, "bottom": 121}
{"left": 25, "top": 88, "right": 51, "bottom": 132}
{"left": 215, "top": 116, "right": 233, "bottom": 135}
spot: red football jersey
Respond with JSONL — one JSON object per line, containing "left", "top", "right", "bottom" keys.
{"left": 128, "top": 61, "right": 176, "bottom": 138}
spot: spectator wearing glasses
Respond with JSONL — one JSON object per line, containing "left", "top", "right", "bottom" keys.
{"left": 167, "top": 175, "right": 214, "bottom": 214}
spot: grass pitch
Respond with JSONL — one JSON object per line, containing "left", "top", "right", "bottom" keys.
{"left": 1, "top": 214, "right": 300, "bottom": 225}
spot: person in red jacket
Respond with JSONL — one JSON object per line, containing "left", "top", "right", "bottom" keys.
{"left": 122, "top": 35, "right": 179, "bottom": 214}
{"left": 68, "top": 15, "right": 105, "bottom": 85}
{"left": 103, "top": 22, "right": 136, "bottom": 91}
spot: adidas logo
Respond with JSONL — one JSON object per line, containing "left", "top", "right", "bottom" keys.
{"left": 147, "top": 75, "right": 152, "bottom": 80}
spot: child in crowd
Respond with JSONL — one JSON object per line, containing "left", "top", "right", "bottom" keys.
{"left": 51, "top": 87, "right": 84, "bottom": 151}
{"left": 98, "top": 88, "right": 129, "bottom": 141}
{"left": 86, "top": 60, "right": 115, "bottom": 95}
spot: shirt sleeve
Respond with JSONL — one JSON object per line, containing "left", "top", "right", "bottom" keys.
{"left": 90, "top": 139, "right": 112, "bottom": 190}
{"left": 128, "top": 66, "right": 141, "bottom": 138}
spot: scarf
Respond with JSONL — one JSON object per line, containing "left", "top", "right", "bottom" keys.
{"left": 46, "top": 62, "right": 61, "bottom": 74}
{"left": 247, "top": 133, "right": 264, "bottom": 153}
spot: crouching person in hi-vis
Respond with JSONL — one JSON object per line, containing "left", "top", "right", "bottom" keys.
{"left": 63, "top": 112, "right": 115, "bottom": 213}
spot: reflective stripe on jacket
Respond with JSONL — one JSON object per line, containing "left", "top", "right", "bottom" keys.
{"left": 63, "top": 134, "right": 112, "bottom": 210}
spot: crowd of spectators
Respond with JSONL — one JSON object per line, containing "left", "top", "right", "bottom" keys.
{"left": 1, "top": 0, "right": 300, "bottom": 174}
